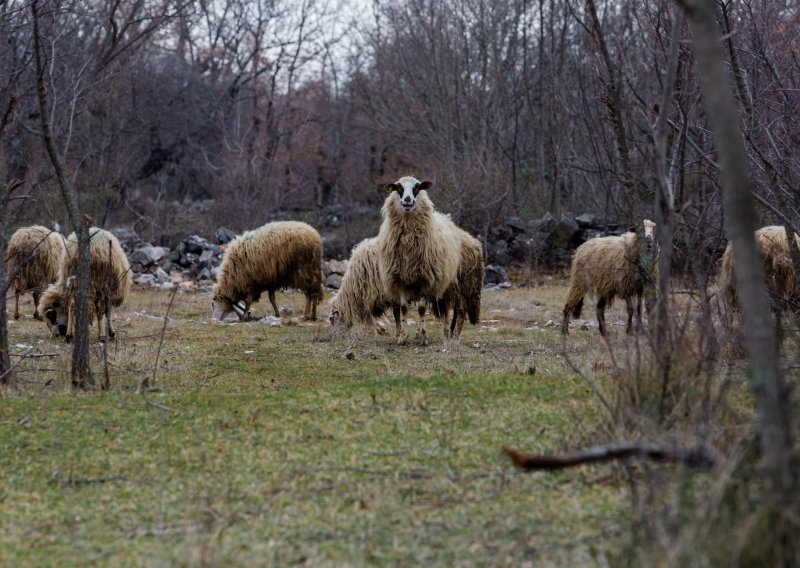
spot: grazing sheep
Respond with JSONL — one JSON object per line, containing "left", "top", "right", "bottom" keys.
{"left": 561, "top": 227, "right": 643, "bottom": 336}
{"left": 377, "top": 176, "right": 461, "bottom": 345}
{"left": 5, "top": 225, "right": 66, "bottom": 320}
{"left": 431, "top": 222, "right": 484, "bottom": 341}
{"left": 329, "top": 237, "right": 399, "bottom": 334}
{"left": 719, "top": 225, "right": 800, "bottom": 311}
{"left": 38, "top": 227, "right": 132, "bottom": 341}
{"left": 211, "top": 221, "right": 324, "bottom": 322}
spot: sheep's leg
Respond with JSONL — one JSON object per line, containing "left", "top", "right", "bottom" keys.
{"left": 397, "top": 293, "right": 408, "bottom": 345}
{"left": 561, "top": 306, "right": 571, "bottom": 336}
{"left": 13, "top": 291, "right": 20, "bottom": 320}
{"left": 32, "top": 291, "right": 43, "bottom": 320}
{"left": 625, "top": 297, "right": 635, "bottom": 334}
{"left": 455, "top": 309, "right": 466, "bottom": 339}
{"left": 65, "top": 304, "right": 74, "bottom": 343}
{"left": 416, "top": 298, "right": 429, "bottom": 346}
{"left": 448, "top": 308, "right": 459, "bottom": 339}
{"left": 311, "top": 297, "right": 317, "bottom": 321}
{"left": 303, "top": 295, "right": 312, "bottom": 320}
{"left": 268, "top": 290, "right": 280, "bottom": 318}
{"left": 393, "top": 306, "right": 402, "bottom": 337}
{"left": 636, "top": 292, "right": 643, "bottom": 332}
{"left": 596, "top": 298, "right": 608, "bottom": 336}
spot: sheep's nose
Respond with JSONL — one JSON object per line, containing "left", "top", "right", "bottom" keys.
{"left": 402, "top": 196, "right": 412, "bottom": 203}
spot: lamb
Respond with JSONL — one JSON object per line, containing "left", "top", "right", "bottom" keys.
{"left": 211, "top": 221, "right": 324, "bottom": 322}
{"left": 38, "top": 227, "right": 132, "bottom": 341}
{"left": 719, "top": 225, "right": 800, "bottom": 311}
{"left": 5, "top": 225, "right": 66, "bottom": 320}
{"left": 329, "top": 237, "right": 398, "bottom": 334}
{"left": 376, "top": 176, "right": 461, "bottom": 345}
{"left": 561, "top": 227, "right": 644, "bottom": 336}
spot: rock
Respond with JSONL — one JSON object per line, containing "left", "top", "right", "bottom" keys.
{"left": 215, "top": 226, "right": 237, "bottom": 244}
{"left": 199, "top": 249, "right": 216, "bottom": 266}
{"left": 490, "top": 239, "right": 510, "bottom": 265}
{"left": 575, "top": 212, "right": 605, "bottom": 229}
{"left": 183, "top": 234, "right": 208, "bottom": 254}
{"left": 133, "top": 273, "right": 156, "bottom": 287}
{"left": 110, "top": 227, "right": 144, "bottom": 253}
{"left": 326, "top": 274, "right": 343, "bottom": 289}
{"left": 179, "top": 252, "right": 199, "bottom": 268}
{"left": 260, "top": 315, "right": 283, "bottom": 326}
{"left": 130, "top": 245, "right": 170, "bottom": 267}
{"left": 327, "top": 259, "right": 348, "bottom": 275}
{"left": 196, "top": 267, "right": 212, "bottom": 281}
{"left": 279, "top": 306, "right": 294, "bottom": 317}
{"left": 322, "top": 234, "right": 349, "bottom": 261}
{"left": 484, "top": 265, "right": 508, "bottom": 287}
{"left": 153, "top": 267, "right": 170, "bottom": 284}
{"left": 506, "top": 216, "right": 527, "bottom": 234}
{"left": 547, "top": 212, "right": 580, "bottom": 250}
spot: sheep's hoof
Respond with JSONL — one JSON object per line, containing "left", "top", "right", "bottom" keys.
{"left": 418, "top": 332, "right": 429, "bottom": 346}
{"left": 33, "top": 312, "right": 43, "bottom": 321}
{"left": 397, "top": 334, "right": 408, "bottom": 346}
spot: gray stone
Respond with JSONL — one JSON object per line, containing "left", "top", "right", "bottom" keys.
{"left": 197, "top": 267, "right": 212, "bottom": 281}
{"left": 133, "top": 274, "right": 156, "bottom": 287}
{"left": 506, "top": 216, "right": 527, "bottom": 234}
{"left": 183, "top": 235, "right": 208, "bottom": 254}
{"left": 322, "top": 234, "right": 348, "bottom": 261}
{"left": 154, "top": 267, "right": 170, "bottom": 284}
{"left": 215, "top": 226, "right": 237, "bottom": 244}
{"left": 575, "top": 212, "right": 604, "bottom": 229}
{"left": 110, "top": 227, "right": 144, "bottom": 253}
{"left": 327, "top": 259, "right": 348, "bottom": 275}
{"left": 326, "top": 274, "right": 343, "bottom": 289}
{"left": 199, "top": 249, "right": 215, "bottom": 266}
{"left": 490, "top": 239, "right": 510, "bottom": 265}
{"left": 484, "top": 265, "right": 508, "bottom": 287}
{"left": 130, "top": 245, "right": 170, "bottom": 267}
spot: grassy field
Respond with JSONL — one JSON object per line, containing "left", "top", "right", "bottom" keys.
{"left": 0, "top": 282, "right": 734, "bottom": 565}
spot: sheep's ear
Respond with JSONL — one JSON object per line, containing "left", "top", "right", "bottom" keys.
{"left": 418, "top": 181, "right": 432, "bottom": 191}
{"left": 385, "top": 183, "right": 397, "bottom": 194}
{"left": 627, "top": 226, "right": 637, "bottom": 233}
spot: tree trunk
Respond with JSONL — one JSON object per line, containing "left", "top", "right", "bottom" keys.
{"left": 678, "top": 0, "right": 793, "bottom": 506}
{"left": 32, "top": 0, "right": 93, "bottom": 388}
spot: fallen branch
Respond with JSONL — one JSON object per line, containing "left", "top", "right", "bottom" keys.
{"left": 503, "top": 443, "right": 716, "bottom": 471}
{"left": 48, "top": 475, "right": 127, "bottom": 487}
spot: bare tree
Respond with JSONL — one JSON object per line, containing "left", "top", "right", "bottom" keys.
{"left": 32, "top": 0, "right": 93, "bottom": 386}
{"left": 676, "top": 0, "right": 794, "bottom": 549}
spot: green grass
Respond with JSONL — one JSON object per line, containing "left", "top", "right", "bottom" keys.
{"left": 0, "top": 284, "right": 700, "bottom": 565}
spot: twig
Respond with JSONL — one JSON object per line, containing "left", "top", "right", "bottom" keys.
{"left": 141, "top": 286, "right": 178, "bottom": 391}
{"left": 503, "top": 443, "right": 716, "bottom": 471}
{"left": 0, "top": 348, "right": 33, "bottom": 382}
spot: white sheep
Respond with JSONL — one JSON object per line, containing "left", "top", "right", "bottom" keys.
{"left": 212, "top": 221, "right": 324, "bottom": 322}
{"left": 5, "top": 225, "right": 66, "bottom": 320}
{"left": 329, "top": 237, "right": 399, "bottom": 334}
{"left": 38, "top": 227, "right": 132, "bottom": 341}
{"left": 376, "top": 176, "right": 461, "bottom": 345}
{"left": 719, "top": 225, "right": 800, "bottom": 311}
{"left": 561, "top": 227, "right": 643, "bottom": 336}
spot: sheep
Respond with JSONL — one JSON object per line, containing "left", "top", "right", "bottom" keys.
{"left": 331, "top": 225, "right": 483, "bottom": 342}
{"left": 5, "top": 225, "right": 66, "bottom": 320}
{"left": 376, "top": 176, "right": 461, "bottom": 345}
{"left": 329, "top": 237, "right": 399, "bottom": 334}
{"left": 719, "top": 225, "right": 800, "bottom": 311}
{"left": 38, "top": 227, "right": 132, "bottom": 341}
{"left": 561, "top": 227, "right": 644, "bottom": 336}
{"left": 430, "top": 221, "right": 484, "bottom": 341}
{"left": 211, "top": 221, "right": 324, "bottom": 322}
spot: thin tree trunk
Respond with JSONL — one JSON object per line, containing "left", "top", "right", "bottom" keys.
{"left": 678, "top": 0, "right": 793, "bottom": 509}
{"left": 652, "top": 11, "right": 683, "bottom": 418}
{"left": 32, "top": 0, "right": 93, "bottom": 387}
{"left": 0, "top": 96, "right": 18, "bottom": 385}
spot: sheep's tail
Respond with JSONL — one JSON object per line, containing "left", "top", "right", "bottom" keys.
{"left": 564, "top": 277, "right": 586, "bottom": 318}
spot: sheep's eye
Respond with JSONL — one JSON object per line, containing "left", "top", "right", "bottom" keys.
{"left": 412, "top": 183, "right": 421, "bottom": 196}
{"left": 46, "top": 310, "right": 57, "bottom": 325}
